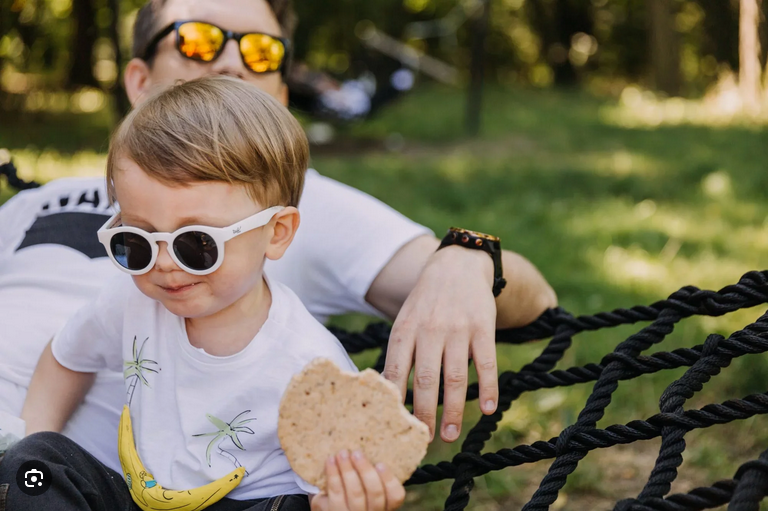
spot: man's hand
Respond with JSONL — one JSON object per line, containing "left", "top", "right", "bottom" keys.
{"left": 383, "top": 245, "right": 498, "bottom": 442}
{"left": 367, "top": 235, "right": 557, "bottom": 443}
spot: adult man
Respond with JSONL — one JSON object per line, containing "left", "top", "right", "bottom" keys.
{"left": 0, "top": 0, "right": 556, "bottom": 472}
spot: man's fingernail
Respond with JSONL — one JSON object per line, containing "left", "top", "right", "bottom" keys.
{"left": 375, "top": 463, "right": 386, "bottom": 472}
{"left": 485, "top": 400, "right": 496, "bottom": 411}
{"left": 338, "top": 449, "right": 349, "bottom": 460}
{"left": 445, "top": 424, "right": 459, "bottom": 439}
{"left": 328, "top": 455, "right": 336, "bottom": 465}
{"left": 352, "top": 450, "right": 363, "bottom": 460}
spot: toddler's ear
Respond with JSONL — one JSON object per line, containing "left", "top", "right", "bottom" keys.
{"left": 265, "top": 207, "right": 300, "bottom": 261}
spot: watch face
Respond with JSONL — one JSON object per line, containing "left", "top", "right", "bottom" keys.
{"left": 450, "top": 228, "right": 500, "bottom": 243}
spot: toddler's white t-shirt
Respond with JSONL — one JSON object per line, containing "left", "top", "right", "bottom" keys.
{"left": 51, "top": 274, "right": 358, "bottom": 499}
{"left": 0, "top": 170, "right": 430, "bottom": 470}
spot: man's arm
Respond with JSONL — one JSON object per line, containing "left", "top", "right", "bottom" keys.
{"left": 366, "top": 235, "right": 556, "bottom": 327}
{"left": 22, "top": 341, "right": 95, "bottom": 435}
{"left": 366, "top": 234, "right": 556, "bottom": 442}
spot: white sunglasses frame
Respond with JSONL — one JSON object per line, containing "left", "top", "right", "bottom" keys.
{"left": 97, "top": 206, "right": 285, "bottom": 276}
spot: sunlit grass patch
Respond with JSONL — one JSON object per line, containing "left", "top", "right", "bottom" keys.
{"left": 11, "top": 149, "right": 106, "bottom": 182}
{"left": 601, "top": 78, "right": 768, "bottom": 128}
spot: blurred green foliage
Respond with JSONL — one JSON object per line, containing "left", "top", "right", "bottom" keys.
{"left": 0, "top": 0, "right": 764, "bottom": 111}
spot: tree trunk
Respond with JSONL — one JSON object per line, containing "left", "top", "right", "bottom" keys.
{"left": 553, "top": 0, "right": 593, "bottom": 86}
{"left": 68, "top": 0, "right": 99, "bottom": 88}
{"left": 740, "top": 0, "right": 762, "bottom": 109}
{"left": 106, "top": 0, "right": 130, "bottom": 116}
{"left": 465, "top": 0, "right": 488, "bottom": 136}
{"left": 648, "top": 0, "right": 681, "bottom": 96}
{"left": 765, "top": 44, "right": 768, "bottom": 102}
{"left": 528, "top": 0, "right": 593, "bottom": 87}
{"left": 699, "top": 0, "right": 739, "bottom": 72}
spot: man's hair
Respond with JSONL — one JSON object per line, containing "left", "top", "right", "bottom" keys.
{"left": 106, "top": 75, "right": 308, "bottom": 207}
{"left": 132, "top": 0, "right": 297, "bottom": 60}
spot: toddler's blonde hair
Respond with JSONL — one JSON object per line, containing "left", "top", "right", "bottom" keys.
{"left": 107, "top": 75, "right": 308, "bottom": 207}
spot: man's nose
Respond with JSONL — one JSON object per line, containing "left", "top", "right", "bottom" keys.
{"left": 210, "top": 38, "right": 247, "bottom": 79}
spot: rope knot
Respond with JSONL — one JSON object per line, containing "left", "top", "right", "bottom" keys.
{"left": 555, "top": 425, "right": 579, "bottom": 455}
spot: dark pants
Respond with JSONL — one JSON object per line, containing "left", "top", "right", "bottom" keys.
{"left": 0, "top": 432, "right": 309, "bottom": 511}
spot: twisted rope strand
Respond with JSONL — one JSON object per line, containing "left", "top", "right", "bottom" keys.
{"left": 728, "top": 449, "right": 768, "bottom": 511}
{"left": 635, "top": 334, "right": 729, "bottom": 504}
{"left": 522, "top": 307, "right": 684, "bottom": 511}
{"left": 329, "top": 270, "right": 768, "bottom": 510}
{"left": 443, "top": 323, "right": 576, "bottom": 510}
{"left": 406, "top": 391, "right": 768, "bottom": 484}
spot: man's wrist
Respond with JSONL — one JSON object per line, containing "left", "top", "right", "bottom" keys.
{"left": 436, "top": 228, "right": 506, "bottom": 296}
{"left": 430, "top": 244, "right": 494, "bottom": 287}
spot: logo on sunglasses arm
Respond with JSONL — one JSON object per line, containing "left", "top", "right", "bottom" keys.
{"left": 232, "top": 227, "right": 242, "bottom": 235}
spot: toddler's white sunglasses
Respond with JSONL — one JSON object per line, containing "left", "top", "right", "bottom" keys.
{"left": 97, "top": 206, "right": 284, "bottom": 276}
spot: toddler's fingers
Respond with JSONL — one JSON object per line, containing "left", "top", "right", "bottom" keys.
{"left": 310, "top": 493, "right": 329, "bottom": 511}
{"left": 374, "top": 463, "right": 406, "bottom": 511}
{"left": 350, "top": 450, "right": 386, "bottom": 511}
{"left": 326, "top": 456, "right": 349, "bottom": 511}
{"left": 337, "top": 450, "right": 366, "bottom": 511}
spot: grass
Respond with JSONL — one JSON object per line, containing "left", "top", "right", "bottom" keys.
{"left": 3, "top": 85, "right": 768, "bottom": 509}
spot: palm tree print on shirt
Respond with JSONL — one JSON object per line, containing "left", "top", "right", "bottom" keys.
{"left": 123, "top": 336, "right": 160, "bottom": 406}
{"left": 193, "top": 411, "right": 257, "bottom": 474}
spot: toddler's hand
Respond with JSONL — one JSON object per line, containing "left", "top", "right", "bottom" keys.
{"left": 310, "top": 450, "right": 406, "bottom": 511}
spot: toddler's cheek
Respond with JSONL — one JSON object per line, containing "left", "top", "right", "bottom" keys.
{"left": 131, "top": 275, "right": 157, "bottom": 300}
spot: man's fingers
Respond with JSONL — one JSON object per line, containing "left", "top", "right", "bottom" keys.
{"left": 326, "top": 456, "right": 349, "bottom": 511}
{"left": 439, "top": 343, "right": 469, "bottom": 442}
{"left": 412, "top": 334, "right": 444, "bottom": 440}
{"left": 471, "top": 331, "right": 499, "bottom": 415}
{"left": 383, "top": 325, "right": 415, "bottom": 403}
{"left": 375, "top": 463, "right": 406, "bottom": 511}
{"left": 337, "top": 450, "right": 366, "bottom": 511}
{"left": 351, "top": 451, "right": 386, "bottom": 510}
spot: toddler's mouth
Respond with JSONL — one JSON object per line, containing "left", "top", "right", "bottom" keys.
{"left": 160, "top": 283, "right": 198, "bottom": 293}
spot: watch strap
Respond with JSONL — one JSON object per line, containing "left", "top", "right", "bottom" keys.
{"left": 438, "top": 228, "right": 507, "bottom": 297}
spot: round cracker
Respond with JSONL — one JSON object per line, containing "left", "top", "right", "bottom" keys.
{"left": 278, "top": 358, "right": 430, "bottom": 491}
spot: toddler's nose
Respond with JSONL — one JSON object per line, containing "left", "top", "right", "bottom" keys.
{"left": 154, "top": 241, "right": 182, "bottom": 272}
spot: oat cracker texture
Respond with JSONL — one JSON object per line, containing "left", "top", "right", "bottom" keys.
{"left": 278, "top": 358, "right": 430, "bottom": 491}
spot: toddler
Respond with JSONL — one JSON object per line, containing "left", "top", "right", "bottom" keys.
{"left": 1, "top": 76, "right": 406, "bottom": 511}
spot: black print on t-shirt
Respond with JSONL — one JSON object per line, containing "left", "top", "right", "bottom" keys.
{"left": 16, "top": 188, "right": 111, "bottom": 258}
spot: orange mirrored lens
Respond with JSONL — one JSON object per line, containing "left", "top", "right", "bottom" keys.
{"left": 240, "top": 34, "right": 285, "bottom": 73}
{"left": 178, "top": 22, "right": 224, "bottom": 61}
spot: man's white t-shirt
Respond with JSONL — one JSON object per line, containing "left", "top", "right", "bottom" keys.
{"left": 0, "top": 170, "right": 432, "bottom": 470}
{"left": 52, "top": 274, "right": 357, "bottom": 499}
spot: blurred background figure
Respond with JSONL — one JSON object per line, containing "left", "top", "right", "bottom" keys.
{"left": 288, "top": 62, "right": 415, "bottom": 122}
{"left": 3, "top": 0, "right": 768, "bottom": 510}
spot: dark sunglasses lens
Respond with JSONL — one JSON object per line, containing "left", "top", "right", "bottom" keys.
{"left": 240, "top": 33, "right": 285, "bottom": 73}
{"left": 110, "top": 232, "right": 153, "bottom": 271}
{"left": 173, "top": 232, "right": 218, "bottom": 271}
{"left": 177, "top": 22, "right": 224, "bottom": 61}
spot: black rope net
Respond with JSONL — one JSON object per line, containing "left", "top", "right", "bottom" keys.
{"left": 330, "top": 270, "right": 768, "bottom": 510}
{"left": 0, "top": 160, "right": 41, "bottom": 191}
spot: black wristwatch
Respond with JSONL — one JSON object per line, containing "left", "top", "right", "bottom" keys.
{"left": 437, "top": 227, "right": 507, "bottom": 297}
